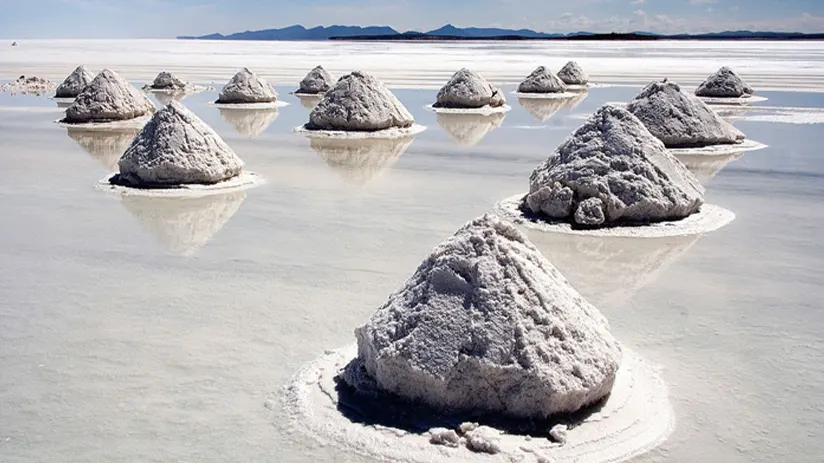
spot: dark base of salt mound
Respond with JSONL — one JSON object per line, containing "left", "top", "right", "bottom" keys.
{"left": 107, "top": 173, "right": 228, "bottom": 189}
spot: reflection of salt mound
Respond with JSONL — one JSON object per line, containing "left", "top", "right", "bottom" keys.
{"left": 216, "top": 68, "right": 278, "bottom": 104}
{"left": 55, "top": 65, "right": 94, "bottom": 98}
{"left": 63, "top": 69, "right": 155, "bottom": 123}
{"left": 297, "top": 65, "right": 333, "bottom": 95}
{"left": 309, "top": 136, "right": 412, "bottom": 184}
{"left": 434, "top": 68, "right": 506, "bottom": 109}
{"left": 558, "top": 61, "right": 589, "bottom": 85}
{"left": 518, "top": 92, "right": 588, "bottom": 122}
{"left": 66, "top": 127, "right": 139, "bottom": 170}
{"left": 435, "top": 112, "right": 504, "bottom": 145}
{"left": 296, "top": 94, "right": 322, "bottom": 110}
{"left": 152, "top": 90, "right": 188, "bottom": 106}
{"left": 675, "top": 152, "right": 743, "bottom": 184}
{"left": 695, "top": 67, "right": 754, "bottom": 98}
{"left": 343, "top": 214, "right": 621, "bottom": 419}
{"left": 120, "top": 191, "right": 246, "bottom": 256}
{"left": 627, "top": 79, "right": 744, "bottom": 148}
{"left": 218, "top": 108, "right": 278, "bottom": 137}
{"left": 526, "top": 104, "right": 704, "bottom": 228}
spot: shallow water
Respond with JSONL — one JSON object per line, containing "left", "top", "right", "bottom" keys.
{"left": 1, "top": 42, "right": 824, "bottom": 463}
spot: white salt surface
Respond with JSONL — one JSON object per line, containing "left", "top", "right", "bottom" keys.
{"left": 698, "top": 95, "right": 769, "bottom": 106}
{"left": 667, "top": 139, "right": 768, "bottom": 157}
{"left": 511, "top": 91, "right": 579, "bottom": 100}
{"left": 294, "top": 123, "right": 427, "bottom": 140}
{"left": 281, "top": 344, "right": 673, "bottom": 463}
{"left": 495, "top": 194, "right": 735, "bottom": 238}
{"left": 426, "top": 104, "right": 511, "bottom": 115}
{"left": 56, "top": 114, "right": 152, "bottom": 130}
{"left": 95, "top": 171, "right": 264, "bottom": 198}
{"left": 211, "top": 101, "right": 289, "bottom": 110}
{"left": 726, "top": 106, "right": 824, "bottom": 124}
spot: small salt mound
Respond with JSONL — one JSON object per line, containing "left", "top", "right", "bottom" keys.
{"left": 627, "top": 79, "right": 745, "bottom": 148}
{"left": 216, "top": 68, "right": 278, "bottom": 104}
{"left": 113, "top": 101, "right": 243, "bottom": 187}
{"left": 695, "top": 66, "right": 754, "bottom": 98}
{"left": 434, "top": 68, "right": 506, "bottom": 109}
{"left": 63, "top": 69, "right": 155, "bottom": 123}
{"left": 526, "top": 104, "right": 704, "bottom": 227}
{"left": 342, "top": 214, "right": 622, "bottom": 419}
{"left": 518, "top": 66, "right": 567, "bottom": 94}
{"left": 558, "top": 61, "right": 589, "bottom": 85}
{"left": 55, "top": 65, "right": 94, "bottom": 98}
{"left": 0, "top": 75, "right": 56, "bottom": 95}
{"left": 436, "top": 112, "right": 504, "bottom": 146}
{"left": 297, "top": 65, "right": 334, "bottom": 94}
{"left": 306, "top": 71, "right": 414, "bottom": 132}
{"left": 147, "top": 71, "right": 189, "bottom": 90}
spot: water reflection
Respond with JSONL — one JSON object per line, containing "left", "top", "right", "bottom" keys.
{"left": 517, "top": 92, "right": 588, "bottom": 122}
{"left": 218, "top": 108, "right": 279, "bottom": 137}
{"left": 435, "top": 112, "right": 505, "bottom": 146}
{"left": 296, "top": 94, "right": 323, "bottom": 110}
{"left": 65, "top": 127, "right": 139, "bottom": 170}
{"left": 308, "top": 136, "right": 414, "bottom": 184}
{"left": 151, "top": 90, "right": 191, "bottom": 106}
{"left": 675, "top": 152, "right": 743, "bottom": 184}
{"left": 55, "top": 100, "right": 73, "bottom": 109}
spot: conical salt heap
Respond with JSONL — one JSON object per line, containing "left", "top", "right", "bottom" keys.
{"left": 112, "top": 101, "right": 243, "bottom": 187}
{"left": 147, "top": 71, "right": 189, "bottom": 90}
{"left": 627, "top": 79, "right": 745, "bottom": 147}
{"left": 557, "top": 61, "right": 589, "bottom": 86}
{"left": 518, "top": 66, "right": 567, "bottom": 94}
{"left": 297, "top": 65, "right": 334, "bottom": 94}
{"left": 306, "top": 71, "right": 414, "bottom": 132}
{"left": 526, "top": 105, "right": 704, "bottom": 227}
{"left": 55, "top": 65, "right": 94, "bottom": 98}
{"left": 63, "top": 69, "right": 155, "bottom": 123}
{"left": 695, "top": 66, "right": 755, "bottom": 98}
{"left": 216, "top": 68, "right": 278, "bottom": 104}
{"left": 434, "top": 68, "right": 506, "bottom": 109}
{"left": 342, "top": 214, "right": 621, "bottom": 419}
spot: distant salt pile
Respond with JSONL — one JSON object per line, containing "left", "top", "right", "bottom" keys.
{"left": 695, "top": 66, "right": 754, "bottom": 98}
{"left": 145, "top": 71, "right": 190, "bottom": 91}
{"left": 11, "top": 41, "right": 18, "bottom": 47}
{"left": 216, "top": 68, "right": 278, "bottom": 104}
{"left": 517, "top": 66, "right": 567, "bottom": 94}
{"left": 558, "top": 61, "right": 589, "bottom": 86}
{"left": 55, "top": 65, "right": 94, "bottom": 98}
{"left": 296, "top": 65, "right": 334, "bottom": 95}
{"left": 627, "top": 79, "right": 745, "bottom": 148}
{"left": 436, "top": 112, "right": 504, "bottom": 146}
{"left": 0, "top": 75, "right": 56, "bottom": 95}
{"left": 62, "top": 69, "right": 155, "bottom": 124}
{"left": 433, "top": 68, "right": 506, "bottom": 110}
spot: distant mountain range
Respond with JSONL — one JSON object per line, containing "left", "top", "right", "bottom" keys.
{"left": 178, "top": 24, "right": 824, "bottom": 41}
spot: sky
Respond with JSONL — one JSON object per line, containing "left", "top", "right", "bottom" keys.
{"left": 1, "top": 0, "right": 823, "bottom": 38}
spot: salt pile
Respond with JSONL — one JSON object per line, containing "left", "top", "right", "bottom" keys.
{"left": 695, "top": 66, "right": 754, "bottom": 98}
{"left": 145, "top": 71, "right": 190, "bottom": 91}
{"left": 218, "top": 108, "right": 278, "bottom": 137}
{"left": 517, "top": 66, "right": 567, "bottom": 94}
{"left": 0, "top": 75, "right": 56, "bottom": 95}
{"left": 557, "top": 61, "right": 589, "bottom": 86}
{"left": 309, "top": 137, "right": 412, "bottom": 184}
{"left": 54, "top": 65, "right": 94, "bottom": 98}
{"left": 296, "top": 65, "right": 334, "bottom": 95}
{"left": 216, "top": 68, "right": 278, "bottom": 104}
{"left": 432, "top": 68, "right": 507, "bottom": 111}
{"left": 62, "top": 69, "right": 155, "bottom": 124}
{"left": 436, "top": 112, "right": 504, "bottom": 146}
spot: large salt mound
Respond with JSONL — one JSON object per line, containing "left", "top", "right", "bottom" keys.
{"left": 306, "top": 71, "right": 414, "bottom": 132}
{"left": 55, "top": 65, "right": 94, "bottom": 98}
{"left": 63, "top": 69, "right": 155, "bottom": 123}
{"left": 627, "top": 79, "right": 745, "bottom": 148}
{"left": 114, "top": 101, "right": 243, "bottom": 187}
{"left": 526, "top": 104, "right": 704, "bottom": 227}
{"left": 147, "top": 71, "right": 189, "bottom": 90}
{"left": 216, "top": 68, "right": 278, "bottom": 104}
{"left": 434, "top": 68, "right": 506, "bottom": 109}
{"left": 558, "top": 61, "right": 589, "bottom": 86}
{"left": 518, "top": 66, "right": 567, "bottom": 94}
{"left": 342, "top": 214, "right": 622, "bottom": 419}
{"left": 695, "top": 66, "right": 754, "bottom": 98}
{"left": 297, "top": 65, "right": 334, "bottom": 95}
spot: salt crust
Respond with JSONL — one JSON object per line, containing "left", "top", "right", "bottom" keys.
{"left": 294, "top": 123, "right": 427, "bottom": 140}
{"left": 698, "top": 95, "right": 769, "bottom": 106}
{"left": 667, "top": 139, "right": 767, "bottom": 157}
{"left": 512, "top": 92, "right": 579, "bottom": 100}
{"left": 95, "top": 171, "right": 264, "bottom": 198}
{"left": 144, "top": 84, "right": 210, "bottom": 94}
{"left": 56, "top": 115, "right": 152, "bottom": 130}
{"left": 495, "top": 194, "right": 734, "bottom": 238}
{"left": 426, "top": 104, "right": 511, "bottom": 115}
{"left": 210, "top": 100, "right": 289, "bottom": 109}
{"left": 281, "top": 344, "right": 673, "bottom": 463}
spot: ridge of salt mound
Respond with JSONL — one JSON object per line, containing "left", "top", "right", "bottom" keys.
{"left": 695, "top": 66, "right": 754, "bottom": 98}
{"left": 55, "top": 65, "right": 94, "bottom": 98}
{"left": 342, "top": 214, "right": 622, "bottom": 419}
{"left": 63, "top": 69, "right": 155, "bottom": 123}
{"left": 627, "top": 79, "right": 745, "bottom": 148}
{"left": 518, "top": 66, "right": 567, "bottom": 94}
{"left": 526, "top": 104, "right": 704, "bottom": 227}
{"left": 216, "top": 68, "right": 278, "bottom": 104}
{"left": 558, "top": 61, "right": 589, "bottom": 86}
{"left": 297, "top": 65, "right": 334, "bottom": 95}
{"left": 306, "top": 71, "right": 414, "bottom": 132}
{"left": 434, "top": 68, "right": 506, "bottom": 109}
{"left": 147, "top": 71, "right": 189, "bottom": 90}
{"left": 113, "top": 101, "right": 243, "bottom": 187}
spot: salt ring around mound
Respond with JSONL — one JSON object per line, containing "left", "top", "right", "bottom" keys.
{"left": 667, "top": 139, "right": 767, "bottom": 157}
{"left": 294, "top": 123, "right": 427, "bottom": 140}
{"left": 56, "top": 115, "right": 152, "bottom": 131}
{"left": 281, "top": 344, "right": 673, "bottom": 463}
{"left": 426, "top": 104, "right": 511, "bottom": 116}
{"left": 697, "top": 95, "right": 769, "bottom": 106}
{"left": 144, "top": 84, "right": 211, "bottom": 94}
{"left": 94, "top": 171, "right": 264, "bottom": 198}
{"left": 495, "top": 194, "right": 734, "bottom": 238}
{"left": 210, "top": 101, "right": 290, "bottom": 110}
{"left": 512, "top": 92, "right": 580, "bottom": 100}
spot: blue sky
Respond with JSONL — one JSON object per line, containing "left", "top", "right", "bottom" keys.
{"left": 2, "top": 0, "right": 823, "bottom": 38}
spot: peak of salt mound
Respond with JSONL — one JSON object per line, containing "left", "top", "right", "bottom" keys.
{"left": 298, "top": 65, "right": 334, "bottom": 94}
{"left": 55, "top": 65, "right": 94, "bottom": 98}
{"left": 149, "top": 71, "right": 189, "bottom": 90}
{"left": 342, "top": 213, "right": 621, "bottom": 419}
{"left": 695, "top": 66, "right": 755, "bottom": 98}
{"left": 114, "top": 101, "right": 243, "bottom": 187}
{"left": 627, "top": 79, "right": 745, "bottom": 147}
{"left": 64, "top": 69, "right": 155, "bottom": 123}
{"left": 216, "top": 68, "right": 278, "bottom": 104}
{"left": 518, "top": 66, "right": 567, "bottom": 94}
{"left": 306, "top": 71, "right": 414, "bottom": 131}
{"left": 558, "top": 61, "right": 589, "bottom": 85}
{"left": 526, "top": 104, "right": 704, "bottom": 227}
{"left": 434, "top": 68, "right": 506, "bottom": 109}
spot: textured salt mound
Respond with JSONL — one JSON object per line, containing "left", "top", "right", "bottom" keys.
{"left": 526, "top": 104, "right": 704, "bottom": 227}
{"left": 434, "top": 68, "right": 506, "bottom": 109}
{"left": 627, "top": 79, "right": 745, "bottom": 148}
{"left": 297, "top": 65, "right": 333, "bottom": 95}
{"left": 147, "top": 71, "right": 189, "bottom": 90}
{"left": 342, "top": 214, "right": 622, "bottom": 419}
{"left": 216, "top": 68, "right": 278, "bottom": 104}
{"left": 306, "top": 71, "right": 414, "bottom": 132}
{"left": 436, "top": 112, "right": 504, "bottom": 146}
{"left": 518, "top": 66, "right": 567, "bottom": 94}
{"left": 310, "top": 137, "right": 412, "bottom": 184}
{"left": 55, "top": 65, "right": 94, "bottom": 98}
{"left": 63, "top": 69, "right": 155, "bottom": 123}
{"left": 218, "top": 108, "right": 278, "bottom": 137}
{"left": 1, "top": 75, "right": 56, "bottom": 95}
{"left": 695, "top": 67, "right": 754, "bottom": 98}
{"left": 558, "top": 61, "right": 589, "bottom": 86}
{"left": 113, "top": 101, "right": 243, "bottom": 187}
